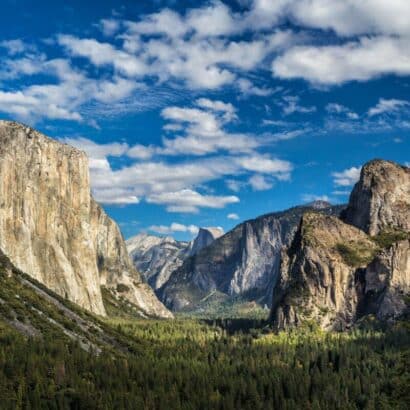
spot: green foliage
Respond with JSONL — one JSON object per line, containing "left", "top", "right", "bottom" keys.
{"left": 0, "top": 253, "right": 409, "bottom": 409}
{"left": 0, "top": 314, "right": 409, "bottom": 409}
{"left": 116, "top": 283, "right": 130, "bottom": 293}
{"left": 372, "top": 229, "right": 410, "bottom": 248}
{"left": 335, "top": 242, "right": 377, "bottom": 267}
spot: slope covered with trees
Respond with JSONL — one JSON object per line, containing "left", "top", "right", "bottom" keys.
{"left": 0, "top": 314, "right": 409, "bottom": 409}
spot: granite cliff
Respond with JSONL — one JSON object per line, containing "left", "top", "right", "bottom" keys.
{"left": 126, "top": 227, "right": 223, "bottom": 291}
{"left": 0, "top": 121, "right": 171, "bottom": 318}
{"left": 271, "top": 160, "right": 409, "bottom": 329}
{"left": 158, "top": 202, "right": 344, "bottom": 312}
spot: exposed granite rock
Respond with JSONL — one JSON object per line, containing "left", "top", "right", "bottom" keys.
{"left": 127, "top": 233, "right": 190, "bottom": 290}
{"left": 0, "top": 121, "right": 171, "bottom": 318}
{"left": 344, "top": 159, "right": 410, "bottom": 235}
{"left": 270, "top": 212, "right": 378, "bottom": 330}
{"left": 159, "top": 203, "right": 344, "bottom": 312}
{"left": 189, "top": 227, "right": 223, "bottom": 256}
{"left": 127, "top": 227, "right": 223, "bottom": 292}
{"left": 363, "top": 239, "right": 409, "bottom": 320}
{"left": 271, "top": 159, "right": 409, "bottom": 330}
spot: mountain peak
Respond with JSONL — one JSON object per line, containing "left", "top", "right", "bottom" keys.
{"left": 0, "top": 122, "right": 172, "bottom": 318}
{"left": 306, "top": 200, "right": 332, "bottom": 209}
{"left": 344, "top": 158, "right": 410, "bottom": 235}
{"left": 190, "top": 227, "right": 224, "bottom": 256}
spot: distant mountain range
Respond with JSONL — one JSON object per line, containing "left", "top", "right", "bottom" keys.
{"left": 126, "top": 227, "right": 223, "bottom": 290}
{"left": 128, "top": 160, "right": 409, "bottom": 327}
{"left": 128, "top": 200, "right": 344, "bottom": 315}
{"left": 0, "top": 120, "right": 408, "bottom": 331}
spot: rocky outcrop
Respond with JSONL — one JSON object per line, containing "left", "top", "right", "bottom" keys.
{"left": 127, "top": 227, "right": 223, "bottom": 291}
{"left": 270, "top": 213, "right": 378, "bottom": 330}
{"left": 159, "top": 203, "right": 344, "bottom": 312}
{"left": 363, "top": 239, "right": 409, "bottom": 320}
{"left": 0, "top": 121, "right": 171, "bottom": 318}
{"left": 344, "top": 159, "right": 410, "bottom": 235}
{"left": 189, "top": 227, "right": 223, "bottom": 256}
{"left": 271, "top": 159, "right": 409, "bottom": 330}
{"left": 127, "top": 233, "right": 190, "bottom": 290}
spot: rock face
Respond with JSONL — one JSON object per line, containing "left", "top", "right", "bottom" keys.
{"left": 271, "top": 159, "right": 409, "bottom": 329}
{"left": 0, "top": 121, "right": 171, "bottom": 318}
{"left": 159, "top": 203, "right": 344, "bottom": 312}
{"left": 189, "top": 227, "right": 223, "bottom": 256}
{"left": 363, "top": 239, "right": 410, "bottom": 320}
{"left": 344, "top": 159, "right": 410, "bottom": 235}
{"left": 271, "top": 213, "right": 378, "bottom": 330}
{"left": 127, "top": 233, "right": 190, "bottom": 290}
{"left": 126, "top": 227, "right": 223, "bottom": 291}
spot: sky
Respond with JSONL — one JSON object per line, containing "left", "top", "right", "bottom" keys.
{"left": 0, "top": 0, "right": 409, "bottom": 240}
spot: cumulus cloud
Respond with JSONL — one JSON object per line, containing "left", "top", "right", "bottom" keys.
{"left": 1, "top": 0, "right": 408, "bottom": 124}
{"left": 227, "top": 213, "right": 239, "bottom": 220}
{"left": 235, "top": 154, "right": 292, "bottom": 180}
{"left": 147, "top": 189, "right": 239, "bottom": 213}
{"left": 272, "top": 36, "right": 410, "bottom": 85}
{"left": 279, "top": 96, "right": 316, "bottom": 115}
{"left": 0, "top": 39, "right": 32, "bottom": 55}
{"left": 159, "top": 100, "right": 259, "bottom": 156}
{"left": 367, "top": 98, "right": 409, "bottom": 116}
{"left": 149, "top": 223, "right": 199, "bottom": 235}
{"left": 63, "top": 99, "right": 294, "bottom": 210}
{"left": 326, "top": 103, "right": 359, "bottom": 120}
{"left": 332, "top": 166, "right": 362, "bottom": 186}
{"left": 248, "top": 174, "right": 273, "bottom": 191}
{"left": 99, "top": 19, "right": 120, "bottom": 36}
{"left": 58, "top": 35, "right": 147, "bottom": 77}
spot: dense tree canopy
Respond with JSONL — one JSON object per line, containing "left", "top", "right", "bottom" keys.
{"left": 0, "top": 318, "right": 408, "bottom": 409}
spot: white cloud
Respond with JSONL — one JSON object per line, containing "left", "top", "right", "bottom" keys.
{"left": 272, "top": 36, "right": 410, "bottom": 85}
{"left": 149, "top": 223, "right": 199, "bottom": 235}
{"left": 249, "top": 174, "right": 273, "bottom": 191}
{"left": 332, "top": 166, "right": 362, "bottom": 186}
{"left": 147, "top": 189, "right": 239, "bottom": 213}
{"left": 237, "top": 78, "right": 274, "bottom": 97}
{"left": 367, "top": 98, "right": 409, "bottom": 116}
{"left": 332, "top": 190, "right": 351, "bottom": 196}
{"left": 58, "top": 35, "right": 147, "bottom": 77}
{"left": 235, "top": 154, "right": 292, "bottom": 179}
{"left": 92, "top": 188, "right": 139, "bottom": 205}
{"left": 326, "top": 103, "right": 359, "bottom": 120}
{"left": 62, "top": 137, "right": 129, "bottom": 158}
{"left": 0, "top": 39, "right": 33, "bottom": 55}
{"left": 0, "top": 89, "right": 83, "bottom": 122}
{"left": 225, "top": 179, "right": 244, "bottom": 192}
{"left": 288, "top": 0, "right": 410, "bottom": 37}
{"left": 227, "top": 213, "right": 239, "bottom": 220}
{"left": 195, "top": 98, "right": 237, "bottom": 121}
{"left": 99, "top": 19, "right": 120, "bottom": 36}
{"left": 160, "top": 100, "right": 258, "bottom": 156}
{"left": 279, "top": 95, "right": 316, "bottom": 115}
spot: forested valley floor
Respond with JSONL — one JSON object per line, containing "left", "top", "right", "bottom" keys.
{"left": 0, "top": 314, "right": 408, "bottom": 410}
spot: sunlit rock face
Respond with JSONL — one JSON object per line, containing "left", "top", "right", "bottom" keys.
{"left": 270, "top": 213, "right": 378, "bottom": 330}
{"left": 344, "top": 159, "right": 410, "bottom": 235}
{"left": 127, "top": 233, "right": 191, "bottom": 290}
{"left": 0, "top": 121, "right": 172, "bottom": 318}
{"left": 126, "top": 227, "right": 223, "bottom": 291}
{"left": 158, "top": 203, "right": 344, "bottom": 312}
{"left": 189, "top": 227, "right": 224, "bottom": 256}
{"left": 271, "top": 160, "right": 410, "bottom": 330}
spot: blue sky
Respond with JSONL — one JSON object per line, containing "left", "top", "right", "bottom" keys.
{"left": 1, "top": 0, "right": 409, "bottom": 240}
